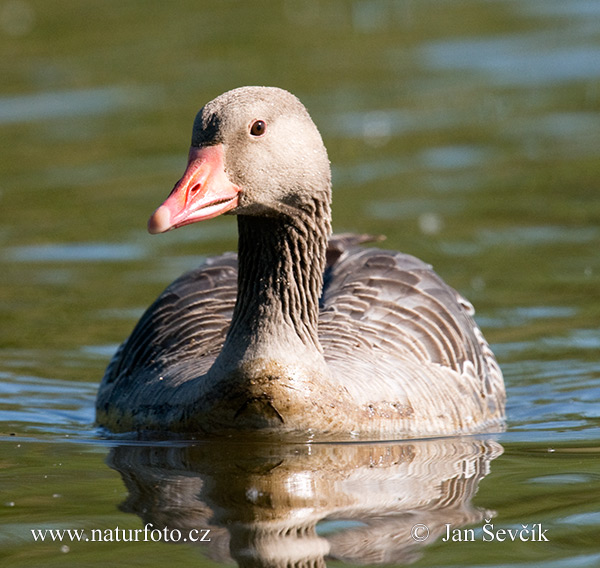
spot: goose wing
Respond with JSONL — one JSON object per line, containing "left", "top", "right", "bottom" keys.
{"left": 102, "top": 254, "right": 237, "bottom": 389}
{"left": 319, "top": 242, "right": 504, "bottom": 420}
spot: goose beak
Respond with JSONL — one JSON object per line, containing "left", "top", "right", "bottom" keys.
{"left": 148, "top": 144, "right": 241, "bottom": 234}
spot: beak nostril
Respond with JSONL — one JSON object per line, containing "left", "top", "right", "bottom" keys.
{"left": 189, "top": 183, "right": 201, "bottom": 195}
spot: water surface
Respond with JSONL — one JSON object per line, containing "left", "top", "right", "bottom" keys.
{"left": 1, "top": 1, "right": 599, "bottom": 566}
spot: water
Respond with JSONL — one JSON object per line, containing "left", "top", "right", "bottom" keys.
{"left": 1, "top": 0, "right": 600, "bottom": 566}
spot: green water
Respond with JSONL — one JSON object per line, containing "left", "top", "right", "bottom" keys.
{"left": 1, "top": 1, "right": 600, "bottom": 566}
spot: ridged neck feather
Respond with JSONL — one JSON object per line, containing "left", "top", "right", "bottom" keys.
{"left": 224, "top": 197, "right": 331, "bottom": 360}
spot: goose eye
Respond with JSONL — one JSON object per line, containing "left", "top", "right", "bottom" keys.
{"left": 249, "top": 119, "right": 266, "bottom": 137}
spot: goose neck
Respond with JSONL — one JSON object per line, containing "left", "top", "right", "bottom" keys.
{"left": 229, "top": 203, "right": 330, "bottom": 354}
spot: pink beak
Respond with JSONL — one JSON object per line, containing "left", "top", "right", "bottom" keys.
{"left": 148, "top": 144, "right": 241, "bottom": 234}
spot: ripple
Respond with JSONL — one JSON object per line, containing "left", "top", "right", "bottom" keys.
{"left": 478, "top": 225, "right": 599, "bottom": 247}
{"left": 0, "top": 85, "right": 160, "bottom": 125}
{"left": 531, "top": 473, "right": 597, "bottom": 485}
{"left": 522, "top": 0, "right": 600, "bottom": 19}
{"left": 5, "top": 242, "right": 146, "bottom": 263}
{"left": 420, "top": 35, "right": 600, "bottom": 86}
{"left": 419, "top": 145, "right": 493, "bottom": 171}
{"left": 0, "top": 373, "right": 96, "bottom": 436}
{"left": 480, "top": 306, "right": 579, "bottom": 329}
{"left": 558, "top": 511, "right": 600, "bottom": 525}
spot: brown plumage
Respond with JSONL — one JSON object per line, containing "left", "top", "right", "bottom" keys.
{"left": 96, "top": 87, "right": 505, "bottom": 438}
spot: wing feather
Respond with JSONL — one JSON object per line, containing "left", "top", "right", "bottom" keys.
{"left": 319, "top": 244, "right": 504, "bottom": 416}
{"left": 103, "top": 254, "right": 237, "bottom": 387}
{"left": 100, "top": 236, "right": 504, "bottom": 431}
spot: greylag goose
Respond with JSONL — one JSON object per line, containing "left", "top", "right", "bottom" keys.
{"left": 96, "top": 86, "right": 505, "bottom": 438}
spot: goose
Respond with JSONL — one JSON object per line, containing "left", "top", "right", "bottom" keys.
{"left": 96, "top": 86, "right": 505, "bottom": 438}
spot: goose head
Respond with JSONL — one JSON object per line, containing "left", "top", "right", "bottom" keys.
{"left": 148, "top": 86, "right": 331, "bottom": 234}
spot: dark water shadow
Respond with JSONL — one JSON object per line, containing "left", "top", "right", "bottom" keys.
{"left": 108, "top": 436, "right": 502, "bottom": 567}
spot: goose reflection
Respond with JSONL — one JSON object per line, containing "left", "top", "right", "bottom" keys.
{"left": 108, "top": 437, "right": 502, "bottom": 567}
